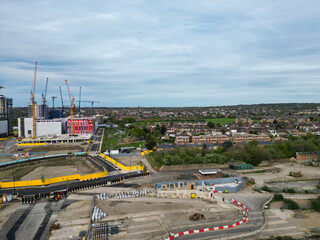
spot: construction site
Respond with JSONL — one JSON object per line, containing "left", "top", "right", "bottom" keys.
{"left": 16, "top": 62, "right": 100, "bottom": 146}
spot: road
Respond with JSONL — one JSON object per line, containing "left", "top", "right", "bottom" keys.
{"left": 0, "top": 171, "right": 143, "bottom": 196}
{"left": 178, "top": 193, "right": 272, "bottom": 240}
{"left": 0, "top": 199, "right": 66, "bottom": 240}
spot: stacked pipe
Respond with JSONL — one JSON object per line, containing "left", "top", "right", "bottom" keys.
{"left": 96, "top": 189, "right": 150, "bottom": 200}
{"left": 92, "top": 206, "right": 107, "bottom": 222}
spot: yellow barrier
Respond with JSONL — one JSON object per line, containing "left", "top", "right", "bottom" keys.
{"left": 0, "top": 136, "right": 14, "bottom": 141}
{"left": 17, "top": 143, "right": 46, "bottom": 146}
{"left": 0, "top": 170, "right": 108, "bottom": 189}
{"left": 141, "top": 150, "right": 153, "bottom": 156}
{"left": 0, "top": 193, "right": 7, "bottom": 208}
{"left": 100, "top": 153, "right": 144, "bottom": 171}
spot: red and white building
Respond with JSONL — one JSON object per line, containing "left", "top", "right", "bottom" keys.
{"left": 67, "top": 117, "right": 98, "bottom": 135}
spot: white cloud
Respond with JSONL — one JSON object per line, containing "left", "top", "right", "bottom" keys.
{"left": 0, "top": 0, "right": 320, "bottom": 106}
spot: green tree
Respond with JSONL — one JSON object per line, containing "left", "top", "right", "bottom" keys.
{"left": 146, "top": 139, "right": 156, "bottom": 150}
{"left": 207, "top": 122, "right": 215, "bottom": 128}
{"left": 160, "top": 125, "right": 167, "bottom": 135}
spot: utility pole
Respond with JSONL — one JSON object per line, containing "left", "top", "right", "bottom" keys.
{"left": 12, "top": 165, "right": 15, "bottom": 195}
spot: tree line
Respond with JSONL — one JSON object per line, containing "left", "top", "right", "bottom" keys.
{"left": 148, "top": 134, "right": 320, "bottom": 168}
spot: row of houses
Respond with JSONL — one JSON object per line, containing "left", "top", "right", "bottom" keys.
{"left": 174, "top": 133, "right": 274, "bottom": 145}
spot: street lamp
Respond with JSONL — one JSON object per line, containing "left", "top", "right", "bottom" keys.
{"left": 12, "top": 165, "right": 15, "bottom": 195}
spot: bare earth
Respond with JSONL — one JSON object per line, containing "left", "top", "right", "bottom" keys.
{"left": 95, "top": 197, "right": 239, "bottom": 240}
{"left": 49, "top": 195, "right": 93, "bottom": 240}
{"left": 17, "top": 144, "right": 85, "bottom": 153}
{"left": 114, "top": 155, "right": 141, "bottom": 166}
{"left": 243, "top": 162, "right": 320, "bottom": 187}
{"left": 19, "top": 164, "right": 95, "bottom": 180}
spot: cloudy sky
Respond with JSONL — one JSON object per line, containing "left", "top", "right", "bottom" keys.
{"left": 0, "top": 0, "right": 319, "bottom": 107}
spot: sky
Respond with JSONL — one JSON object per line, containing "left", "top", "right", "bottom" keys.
{"left": 0, "top": 0, "right": 320, "bottom": 107}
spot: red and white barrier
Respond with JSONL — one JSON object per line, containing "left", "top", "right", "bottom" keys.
{"left": 165, "top": 198, "right": 249, "bottom": 240}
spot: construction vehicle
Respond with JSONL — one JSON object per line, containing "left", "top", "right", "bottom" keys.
{"left": 30, "top": 61, "right": 38, "bottom": 139}
{"left": 189, "top": 213, "right": 205, "bottom": 221}
{"left": 65, "top": 80, "right": 75, "bottom": 135}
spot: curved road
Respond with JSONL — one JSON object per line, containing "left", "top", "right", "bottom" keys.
{"left": 178, "top": 193, "right": 272, "bottom": 240}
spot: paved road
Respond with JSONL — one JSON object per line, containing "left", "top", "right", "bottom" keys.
{"left": 92, "top": 155, "right": 117, "bottom": 172}
{"left": 0, "top": 171, "right": 141, "bottom": 196}
{"left": 0, "top": 199, "right": 65, "bottom": 240}
{"left": 177, "top": 194, "right": 272, "bottom": 240}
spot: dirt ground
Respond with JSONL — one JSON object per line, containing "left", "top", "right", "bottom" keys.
{"left": 20, "top": 164, "right": 94, "bottom": 180}
{"left": 243, "top": 162, "right": 320, "bottom": 187}
{"left": 0, "top": 158, "right": 98, "bottom": 181}
{"left": 114, "top": 156, "right": 142, "bottom": 166}
{"left": 268, "top": 200, "right": 320, "bottom": 237}
{"left": 95, "top": 197, "right": 239, "bottom": 240}
{"left": 0, "top": 202, "right": 21, "bottom": 229}
{"left": 16, "top": 144, "right": 85, "bottom": 153}
{"left": 49, "top": 195, "right": 93, "bottom": 240}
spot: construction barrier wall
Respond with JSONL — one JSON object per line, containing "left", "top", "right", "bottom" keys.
{"left": 100, "top": 153, "right": 144, "bottom": 171}
{"left": 0, "top": 152, "right": 87, "bottom": 168}
{"left": 17, "top": 142, "right": 46, "bottom": 146}
{"left": 0, "top": 170, "right": 108, "bottom": 189}
{"left": 141, "top": 150, "right": 153, "bottom": 156}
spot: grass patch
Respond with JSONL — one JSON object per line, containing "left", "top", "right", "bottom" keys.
{"left": 283, "top": 199, "right": 299, "bottom": 210}
{"left": 116, "top": 141, "right": 145, "bottom": 149}
{"left": 310, "top": 196, "right": 320, "bottom": 212}
{"left": 205, "top": 118, "right": 235, "bottom": 125}
{"left": 101, "top": 129, "right": 119, "bottom": 152}
{"left": 272, "top": 193, "right": 284, "bottom": 202}
{"left": 146, "top": 152, "right": 163, "bottom": 169}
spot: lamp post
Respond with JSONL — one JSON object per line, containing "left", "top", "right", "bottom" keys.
{"left": 12, "top": 165, "right": 15, "bottom": 195}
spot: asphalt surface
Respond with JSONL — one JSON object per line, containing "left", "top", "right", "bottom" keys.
{"left": 92, "top": 155, "right": 117, "bottom": 172}
{"left": 178, "top": 193, "right": 272, "bottom": 240}
{"left": 0, "top": 171, "right": 142, "bottom": 196}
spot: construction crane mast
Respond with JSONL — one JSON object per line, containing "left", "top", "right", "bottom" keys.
{"left": 51, "top": 96, "right": 57, "bottom": 109}
{"left": 30, "top": 61, "right": 38, "bottom": 139}
{"left": 78, "top": 86, "right": 81, "bottom": 116}
{"left": 65, "top": 80, "right": 75, "bottom": 135}
{"left": 41, "top": 78, "right": 49, "bottom": 104}
{"left": 79, "top": 101, "right": 100, "bottom": 116}
{"left": 59, "top": 86, "right": 64, "bottom": 117}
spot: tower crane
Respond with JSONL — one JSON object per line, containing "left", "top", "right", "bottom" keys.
{"left": 0, "top": 86, "right": 4, "bottom": 95}
{"left": 41, "top": 78, "right": 48, "bottom": 105}
{"left": 41, "top": 77, "right": 49, "bottom": 118}
{"left": 30, "top": 61, "right": 38, "bottom": 139}
{"left": 79, "top": 101, "right": 100, "bottom": 116}
{"left": 65, "top": 80, "right": 75, "bottom": 135}
{"left": 59, "top": 86, "right": 64, "bottom": 117}
{"left": 78, "top": 86, "right": 81, "bottom": 116}
{"left": 51, "top": 96, "right": 57, "bottom": 109}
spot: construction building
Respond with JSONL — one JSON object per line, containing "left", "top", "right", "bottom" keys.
{"left": 67, "top": 117, "right": 98, "bottom": 135}
{"left": 18, "top": 116, "right": 97, "bottom": 138}
{"left": 18, "top": 118, "right": 67, "bottom": 138}
{"left": 0, "top": 93, "right": 13, "bottom": 138}
{"left": 28, "top": 104, "right": 49, "bottom": 119}
{"left": 155, "top": 177, "right": 244, "bottom": 199}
